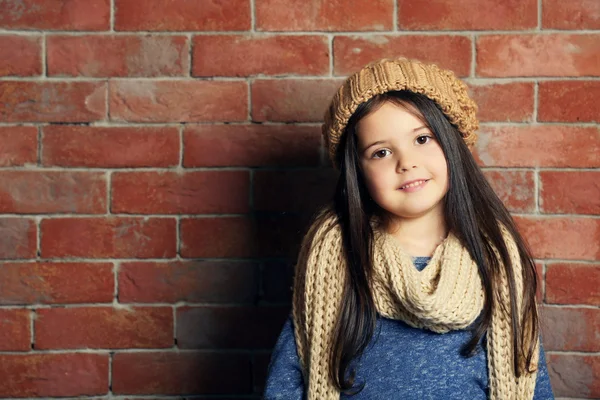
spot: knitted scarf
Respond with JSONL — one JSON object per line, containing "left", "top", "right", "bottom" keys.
{"left": 292, "top": 215, "right": 539, "bottom": 399}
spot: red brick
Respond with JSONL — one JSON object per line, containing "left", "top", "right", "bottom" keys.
{"left": 252, "top": 78, "right": 344, "bottom": 122}
{"left": 184, "top": 124, "right": 321, "bottom": 167}
{"left": 112, "top": 352, "right": 251, "bottom": 394}
{"left": 540, "top": 171, "right": 600, "bottom": 214}
{"left": 0, "top": 35, "right": 41, "bottom": 76}
{"left": 542, "top": 0, "right": 600, "bottom": 29}
{"left": 109, "top": 80, "right": 247, "bottom": 122}
{"left": 262, "top": 262, "right": 295, "bottom": 302}
{"left": 43, "top": 125, "right": 179, "bottom": 168}
{"left": 0, "top": 81, "right": 106, "bottom": 123}
{"left": 256, "top": 0, "right": 393, "bottom": 31}
{"left": 398, "top": 0, "right": 536, "bottom": 30}
{"left": 115, "top": 0, "right": 250, "bottom": 31}
{"left": 0, "top": 171, "right": 106, "bottom": 214}
{"left": 0, "top": 126, "right": 37, "bottom": 166}
{"left": 514, "top": 216, "right": 599, "bottom": 260}
{"left": 0, "top": 353, "right": 108, "bottom": 397}
{"left": 0, "top": 218, "right": 36, "bottom": 259}
{"left": 176, "top": 306, "right": 288, "bottom": 349}
{"left": 256, "top": 214, "right": 309, "bottom": 258}
{"left": 192, "top": 35, "right": 329, "bottom": 77}
{"left": 482, "top": 170, "right": 535, "bottom": 213}
{"left": 180, "top": 217, "right": 257, "bottom": 258}
{"left": 41, "top": 217, "right": 176, "bottom": 259}
{"left": 0, "top": 0, "right": 109, "bottom": 30}
{"left": 36, "top": 307, "right": 173, "bottom": 349}
{"left": 119, "top": 261, "right": 258, "bottom": 303}
{"left": 473, "top": 126, "right": 600, "bottom": 168}
{"left": 48, "top": 35, "right": 188, "bottom": 77}
{"left": 468, "top": 82, "right": 534, "bottom": 122}
{"left": 546, "top": 263, "right": 600, "bottom": 305}
{"left": 254, "top": 169, "right": 337, "bottom": 213}
{"left": 547, "top": 354, "right": 600, "bottom": 398}
{"left": 0, "top": 262, "right": 113, "bottom": 304}
{"left": 253, "top": 352, "right": 272, "bottom": 394}
{"left": 334, "top": 35, "right": 472, "bottom": 77}
{"left": 538, "top": 81, "right": 600, "bottom": 123}
{"left": 112, "top": 171, "right": 250, "bottom": 214}
{"left": 0, "top": 309, "right": 30, "bottom": 351}
{"left": 541, "top": 306, "right": 599, "bottom": 352}
{"left": 477, "top": 34, "right": 600, "bottom": 77}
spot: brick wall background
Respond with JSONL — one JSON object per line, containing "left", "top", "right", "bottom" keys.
{"left": 0, "top": 0, "right": 598, "bottom": 398}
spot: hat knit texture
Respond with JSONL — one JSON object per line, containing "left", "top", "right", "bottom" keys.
{"left": 292, "top": 214, "right": 540, "bottom": 399}
{"left": 322, "top": 57, "right": 479, "bottom": 167}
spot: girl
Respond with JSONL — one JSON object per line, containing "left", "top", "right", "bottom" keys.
{"left": 263, "top": 57, "right": 554, "bottom": 399}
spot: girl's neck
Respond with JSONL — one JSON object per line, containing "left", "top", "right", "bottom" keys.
{"left": 384, "top": 212, "right": 449, "bottom": 258}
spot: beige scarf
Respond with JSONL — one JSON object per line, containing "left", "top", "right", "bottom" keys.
{"left": 292, "top": 214, "right": 539, "bottom": 399}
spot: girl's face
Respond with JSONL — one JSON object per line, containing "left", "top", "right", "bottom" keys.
{"left": 356, "top": 101, "right": 449, "bottom": 223}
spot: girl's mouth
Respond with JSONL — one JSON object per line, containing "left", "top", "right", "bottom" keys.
{"left": 399, "top": 179, "right": 430, "bottom": 192}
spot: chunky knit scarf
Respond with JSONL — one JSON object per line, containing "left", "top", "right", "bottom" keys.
{"left": 292, "top": 215, "right": 539, "bottom": 399}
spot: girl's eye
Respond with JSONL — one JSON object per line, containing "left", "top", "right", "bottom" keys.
{"left": 372, "top": 149, "right": 391, "bottom": 159}
{"left": 416, "top": 135, "right": 433, "bottom": 145}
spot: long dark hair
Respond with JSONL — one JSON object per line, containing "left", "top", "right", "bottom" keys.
{"left": 309, "top": 90, "right": 540, "bottom": 394}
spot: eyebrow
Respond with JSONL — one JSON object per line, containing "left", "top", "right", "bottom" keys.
{"left": 361, "top": 125, "right": 429, "bottom": 154}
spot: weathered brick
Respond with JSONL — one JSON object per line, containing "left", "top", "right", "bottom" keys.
{"left": 253, "top": 169, "right": 337, "bottom": 213}
{"left": 547, "top": 354, "right": 600, "bottom": 398}
{"left": 0, "top": 0, "right": 109, "bottom": 30}
{"left": 0, "top": 126, "right": 37, "bottom": 167}
{"left": 119, "top": 261, "right": 258, "bottom": 303}
{"left": 256, "top": 0, "right": 393, "bottom": 31}
{"left": 109, "top": 80, "right": 247, "bottom": 122}
{"left": 482, "top": 170, "right": 535, "bottom": 213}
{"left": 473, "top": 126, "right": 600, "bottom": 168}
{"left": 540, "top": 171, "right": 599, "bottom": 214}
{"left": 542, "top": 0, "right": 600, "bottom": 29}
{"left": 467, "top": 82, "right": 534, "bottom": 122}
{"left": 115, "top": 0, "right": 250, "bottom": 31}
{"left": 0, "top": 353, "right": 109, "bottom": 397}
{"left": 262, "top": 262, "right": 295, "bottom": 303}
{"left": 47, "top": 35, "right": 188, "bottom": 77}
{"left": 538, "top": 81, "right": 600, "bottom": 123}
{"left": 192, "top": 35, "right": 329, "bottom": 77}
{"left": 541, "top": 306, "right": 600, "bottom": 352}
{"left": 0, "top": 81, "right": 106, "bottom": 122}
{"left": 36, "top": 307, "right": 173, "bottom": 349}
{"left": 112, "top": 352, "right": 252, "bottom": 394}
{"left": 43, "top": 125, "right": 179, "bottom": 168}
{"left": 176, "top": 306, "right": 288, "bottom": 349}
{"left": 0, "top": 171, "right": 106, "bottom": 214}
{"left": 183, "top": 124, "right": 321, "bottom": 167}
{"left": 180, "top": 217, "right": 257, "bottom": 259}
{"left": 546, "top": 263, "right": 600, "bottom": 306}
{"left": 477, "top": 34, "right": 600, "bottom": 77}
{"left": 514, "top": 216, "right": 599, "bottom": 260}
{"left": 0, "top": 218, "right": 36, "bottom": 259}
{"left": 0, "top": 35, "right": 41, "bottom": 76}
{"left": 252, "top": 79, "right": 344, "bottom": 122}
{"left": 0, "top": 309, "right": 30, "bottom": 351}
{"left": 111, "top": 171, "right": 250, "bottom": 214}
{"left": 41, "top": 217, "right": 176, "bottom": 259}
{"left": 334, "top": 35, "right": 472, "bottom": 76}
{"left": 398, "top": 0, "right": 537, "bottom": 30}
{"left": 0, "top": 262, "right": 113, "bottom": 304}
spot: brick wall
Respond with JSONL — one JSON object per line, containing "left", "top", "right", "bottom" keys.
{"left": 0, "top": 0, "right": 598, "bottom": 398}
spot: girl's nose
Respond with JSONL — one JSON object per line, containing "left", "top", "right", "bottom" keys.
{"left": 396, "top": 155, "right": 418, "bottom": 172}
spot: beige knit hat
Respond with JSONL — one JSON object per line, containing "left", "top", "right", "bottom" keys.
{"left": 323, "top": 57, "right": 479, "bottom": 167}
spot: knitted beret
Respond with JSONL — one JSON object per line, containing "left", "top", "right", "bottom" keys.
{"left": 322, "top": 57, "right": 479, "bottom": 168}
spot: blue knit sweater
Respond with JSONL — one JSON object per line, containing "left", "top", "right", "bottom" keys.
{"left": 264, "top": 257, "right": 555, "bottom": 399}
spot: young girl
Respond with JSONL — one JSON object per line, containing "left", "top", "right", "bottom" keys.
{"left": 263, "top": 57, "right": 554, "bottom": 399}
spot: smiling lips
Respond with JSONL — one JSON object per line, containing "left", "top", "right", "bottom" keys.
{"left": 399, "top": 179, "right": 430, "bottom": 191}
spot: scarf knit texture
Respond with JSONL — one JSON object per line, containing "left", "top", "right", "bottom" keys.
{"left": 292, "top": 215, "right": 539, "bottom": 399}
